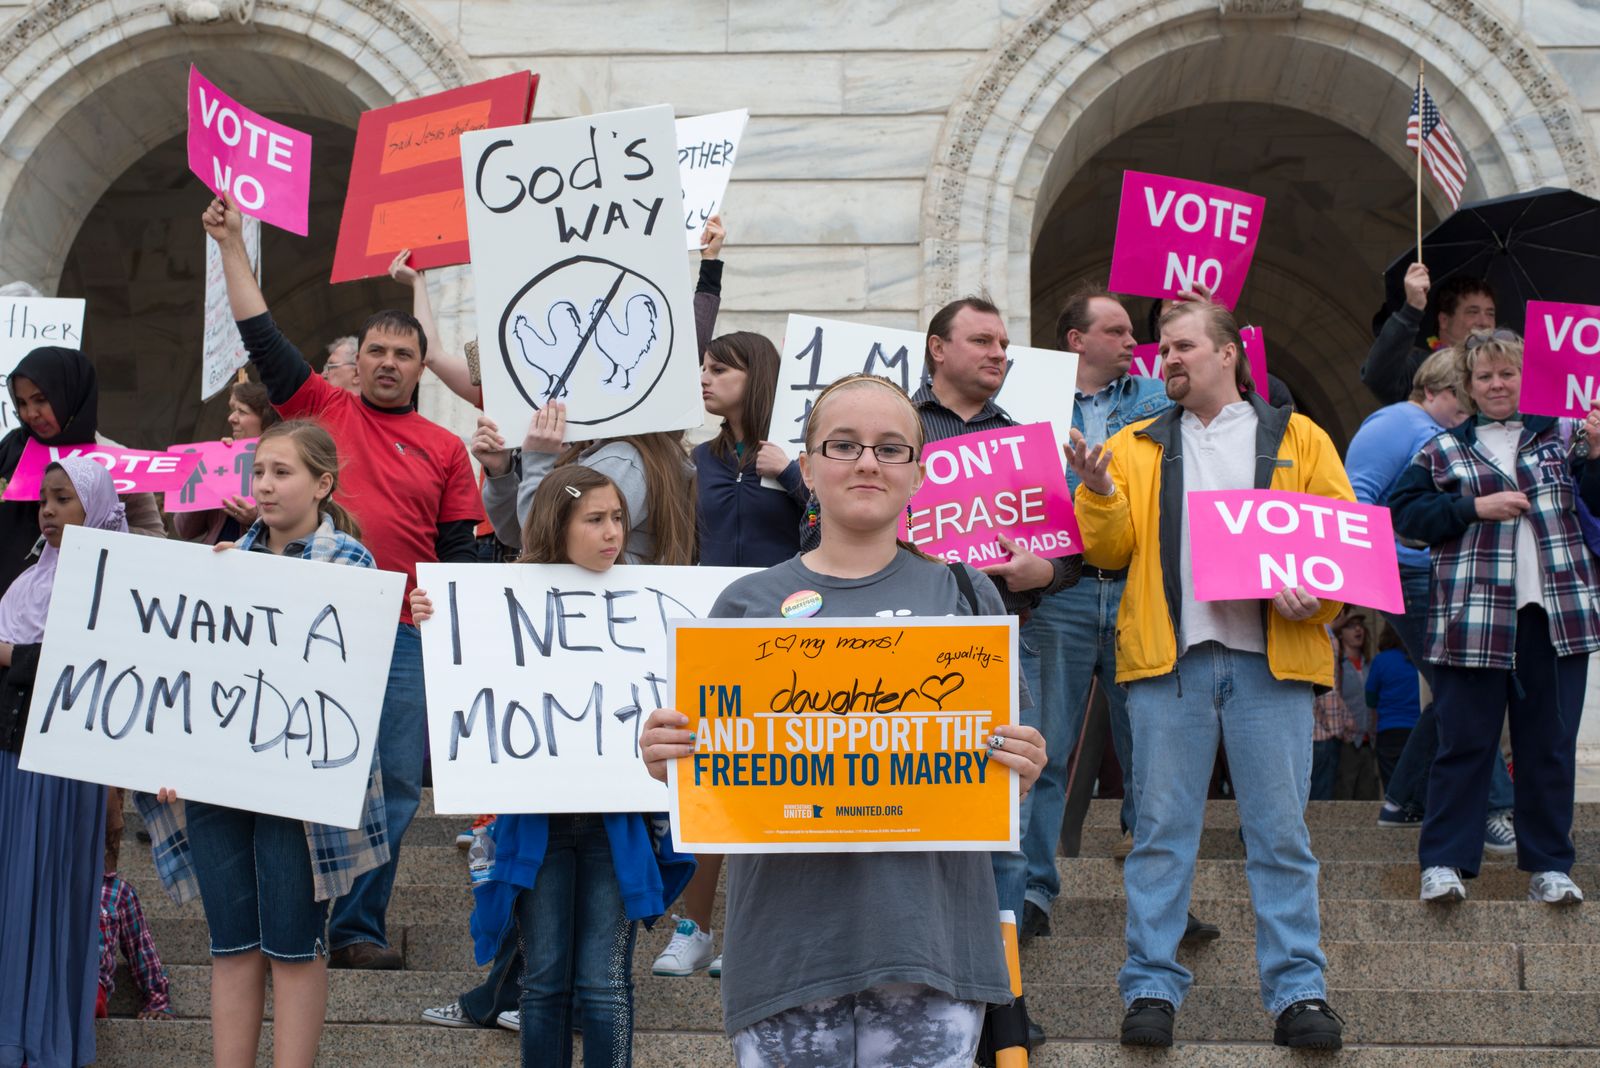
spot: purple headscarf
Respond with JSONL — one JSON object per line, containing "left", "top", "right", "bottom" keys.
{"left": 0, "top": 457, "right": 128, "bottom": 644}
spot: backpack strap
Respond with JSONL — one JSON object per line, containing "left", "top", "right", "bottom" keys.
{"left": 948, "top": 562, "right": 982, "bottom": 615}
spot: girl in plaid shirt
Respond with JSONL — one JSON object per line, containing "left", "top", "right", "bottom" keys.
{"left": 148, "top": 421, "right": 389, "bottom": 1068}
{"left": 1390, "top": 332, "right": 1600, "bottom": 906}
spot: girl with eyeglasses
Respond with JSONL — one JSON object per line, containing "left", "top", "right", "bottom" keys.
{"left": 640, "top": 374, "right": 1046, "bottom": 1066}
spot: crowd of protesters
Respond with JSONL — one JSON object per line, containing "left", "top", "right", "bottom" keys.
{"left": 1, "top": 190, "right": 1596, "bottom": 1068}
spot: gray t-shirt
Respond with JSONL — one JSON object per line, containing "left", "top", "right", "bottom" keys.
{"left": 712, "top": 548, "right": 1018, "bottom": 1035}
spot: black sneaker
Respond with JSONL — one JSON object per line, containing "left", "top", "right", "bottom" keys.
{"left": 1274, "top": 998, "right": 1344, "bottom": 1050}
{"left": 1376, "top": 804, "right": 1423, "bottom": 829}
{"left": 1182, "top": 912, "right": 1221, "bottom": 943}
{"left": 1019, "top": 900, "right": 1052, "bottom": 944}
{"left": 1120, "top": 998, "right": 1175, "bottom": 1047}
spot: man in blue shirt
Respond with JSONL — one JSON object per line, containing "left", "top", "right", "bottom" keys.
{"left": 1344, "top": 347, "right": 1515, "bottom": 847}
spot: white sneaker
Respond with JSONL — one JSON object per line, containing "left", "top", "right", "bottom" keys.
{"left": 1529, "top": 871, "right": 1584, "bottom": 905}
{"left": 651, "top": 916, "right": 716, "bottom": 976}
{"left": 420, "top": 1001, "right": 476, "bottom": 1028}
{"left": 709, "top": 954, "right": 722, "bottom": 978}
{"left": 1484, "top": 810, "right": 1516, "bottom": 855}
{"left": 1420, "top": 866, "right": 1466, "bottom": 903}
{"left": 496, "top": 1010, "right": 521, "bottom": 1032}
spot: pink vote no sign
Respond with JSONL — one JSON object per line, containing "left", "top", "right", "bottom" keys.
{"left": 1187, "top": 489, "right": 1402, "bottom": 614}
{"left": 2, "top": 440, "right": 200, "bottom": 502}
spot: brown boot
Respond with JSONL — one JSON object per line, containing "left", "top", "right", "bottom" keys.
{"left": 329, "top": 942, "right": 403, "bottom": 970}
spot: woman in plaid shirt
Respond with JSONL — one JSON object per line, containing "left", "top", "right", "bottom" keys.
{"left": 1390, "top": 331, "right": 1600, "bottom": 906}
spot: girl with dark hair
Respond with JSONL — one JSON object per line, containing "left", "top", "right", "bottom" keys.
{"left": 692, "top": 332, "right": 809, "bottom": 566}
{"left": 173, "top": 379, "right": 283, "bottom": 545}
{"left": 0, "top": 347, "right": 164, "bottom": 595}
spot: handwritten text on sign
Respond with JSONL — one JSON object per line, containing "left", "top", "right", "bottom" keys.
{"left": 1131, "top": 326, "right": 1269, "bottom": 391}
{"left": 1108, "top": 171, "right": 1265, "bottom": 311}
{"left": 900, "top": 423, "right": 1080, "bottom": 566}
{"left": 201, "top": 214, "right": 261, "bottom": 400}
{"left": 669, "top": 617, "right": 1019, "bottom": 853}
{"left": 163, "top": 439, "right": 259, "bottom": 513}
{"left": 676, "top": 108, "right": 748, "bottom": 250}
{"left": 2, "top": 441, "right": 200, "bottom": 502}
{"left": 0, "top": 297, "right": 84, "bottom": 434}
{"left": 417, "top": 562, "right": 757, "bottom": 815}
{"left": 1519, "top": 300, "right": 1600, "bottom": 419}
{"left": 186, "top": 67, "right": 312, "bottom": 236}
{"left": 330, "top": 72, "right": 537, "bottom": 284}
{"left": 461, "top": 105, "right": 704, "bottom": 443}
{"left": 1187, "top": 490, "right": 1403, "bottom": 613}
{"left": 18, "top": 528, "right": 403, "bottom": 827}
{"left": 773, "top": 315, "right": 1079, "bottom": 461}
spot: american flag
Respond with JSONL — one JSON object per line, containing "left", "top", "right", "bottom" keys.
{"left": 1407, "top": 84, "right": 1467, "bottom": 210}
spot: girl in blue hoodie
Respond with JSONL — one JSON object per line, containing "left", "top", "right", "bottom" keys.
{"left": 411, "top": 465, "right": 693, "bottom": 1068}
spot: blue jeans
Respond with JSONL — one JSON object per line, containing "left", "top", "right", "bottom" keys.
{"left": 990, "top": 639, "right": 1040, "bottom": 919}
{"left": 186, "top": 801, "right": 329, "bottom": 961}
{"left": 516, "top": 815, "right": 637, "bottom": 1068}
{"left": 1120, "top": 644, "right": 1326, "bottom": 1015}
{"left": 460, "top": 930, "right": 522, "bottom": 1026}
{"left": 329, "top": 622, "right": 424, "bottom": 951}
{"left": 1381, "top": 565, "right": 1514, "bottom": 815}
{"left": 1020, "top": 576, "right": 1130, "bottom": 913}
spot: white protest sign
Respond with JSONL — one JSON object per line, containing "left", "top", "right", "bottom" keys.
{"left": 676, "top": 108, "right": 748, "bottom": 250}
{"left": 773, "top": 315, "right": 1079, "bottom": 459}
{"left": 0, "top": 297, "right": 86, "bottom": 433}
{"left": 201, "top": 214, "right": 261, "bottom": 401}
{"left": 19, "top": 527, "right": 404, "bottom": 828}
{"left": 460, "top": 105, "right": 704, "bottom": 444}
{"left": 418, "top": 561, "right": 757, "bottom": 815}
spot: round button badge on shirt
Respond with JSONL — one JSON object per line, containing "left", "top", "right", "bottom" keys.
{"left": 781, "top": 590, "right": 823, "bottom": 618}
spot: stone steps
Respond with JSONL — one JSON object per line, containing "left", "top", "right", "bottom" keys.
{"left": 90, "top": 1020, "right": 1600, "bottom": 1068}
{"left": 100, "top": 797, "right": 1600, "bottom": 1063}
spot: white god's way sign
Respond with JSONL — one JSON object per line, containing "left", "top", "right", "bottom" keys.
{"left": 20, "top": 528, "right": 404, "bottom": 828}
{"left": 418, "top": 562, "right": 757, "bottom": 815}
{"left": 460, "top": 104, "right": 704, "bottom": 444}
{"left": 772, "top": 315, "right": 1079, "bottom": 460}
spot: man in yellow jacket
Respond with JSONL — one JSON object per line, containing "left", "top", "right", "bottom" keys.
{"left": 1067, "top": 300, "right": 1352, "bottom": 1052}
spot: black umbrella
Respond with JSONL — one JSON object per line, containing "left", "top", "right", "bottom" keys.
{"left": 1383, "top": 187, "right": 1600, "bottom": 335}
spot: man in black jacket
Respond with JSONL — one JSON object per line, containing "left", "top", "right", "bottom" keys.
{"left": 1362, "top": 265, "right": 1495, "bottom": 405}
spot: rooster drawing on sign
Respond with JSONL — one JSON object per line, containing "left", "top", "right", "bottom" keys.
{"left": 588, "top": 293, "right": 658, "bottom": 391}
{"left": 511, "top": 302, "right": 583, "bottom": 401}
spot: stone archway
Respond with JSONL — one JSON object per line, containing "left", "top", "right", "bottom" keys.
{"left": 0, "top": 0, "right": 474, "bottom": 443}
{"left": 921, "top": 0, "right": 1598, "bottom": 349}
{"left": 0, "top": 0, "right": 468, "bottom": 293}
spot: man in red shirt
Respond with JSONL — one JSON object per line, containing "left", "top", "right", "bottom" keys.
{"left": 204, "top": 196, "right": 484, "bottom": 969}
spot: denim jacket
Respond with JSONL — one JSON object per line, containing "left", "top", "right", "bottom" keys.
{"left": 1066, "top": 373, "right": 1172, "bottom": 493}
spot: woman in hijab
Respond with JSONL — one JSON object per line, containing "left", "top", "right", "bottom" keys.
{"left": 0, "top": 347, "right": 163, "bottom": 597}
{"left": 0, "top": 457, "right": 129, "bottom": 1067}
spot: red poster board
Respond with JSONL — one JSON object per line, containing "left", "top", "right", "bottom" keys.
{"left": 331, "top": 72, "right": 538, "bottom": 284}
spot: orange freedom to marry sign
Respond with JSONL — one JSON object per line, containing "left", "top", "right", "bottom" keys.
{"left": 668, "top": 617, "right": 1018, "bottom": 853}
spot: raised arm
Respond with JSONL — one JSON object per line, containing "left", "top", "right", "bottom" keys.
{"left": 201, "top": 197, "right": 314, "bottom": 405}
{"left": 390, "top": 249, "right": 478, "bottom": 405}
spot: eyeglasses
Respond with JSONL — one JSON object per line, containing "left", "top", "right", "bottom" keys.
{"left": 1462, "top": 329, "right": 1519, "bottom": 351}
{"left": 816, "top": 439, "right": 917, "bottom": 464}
